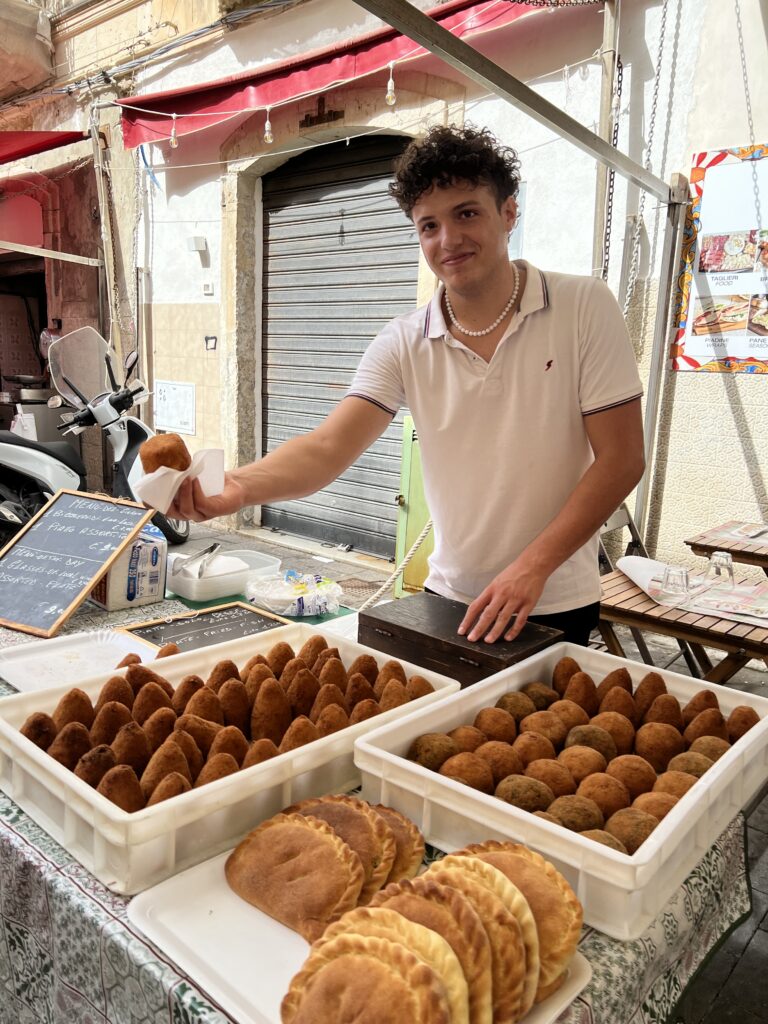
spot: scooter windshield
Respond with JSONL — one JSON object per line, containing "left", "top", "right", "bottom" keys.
{"left": 48, "top": 327, "right": 119, "bottom": 409}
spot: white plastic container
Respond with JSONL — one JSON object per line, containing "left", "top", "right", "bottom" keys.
{"left": 354, "top": 642, "right": 768, "bottom": 940}
{"left": 0, "top": 624, "right": 459, "bottom": 895}
{"left": 166, "top": 549, "right": 281, "bottom": 602}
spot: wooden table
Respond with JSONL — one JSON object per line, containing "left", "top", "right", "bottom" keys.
{"left": 685, "top": 519, "right": 768, "bottom": 575}
{"left": 599, "top": 569, "right": 768, "bottom": 684}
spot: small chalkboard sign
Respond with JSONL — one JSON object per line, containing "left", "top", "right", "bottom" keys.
{"left": 119, "top": 601, "right": 289, "bottom": 652}
{"left": 0, "top": 490, "right": 153, "bottom": 638}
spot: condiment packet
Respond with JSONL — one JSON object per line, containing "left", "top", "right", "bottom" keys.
{"left": 130, "top": 449, "right": 225, "bottom": 515}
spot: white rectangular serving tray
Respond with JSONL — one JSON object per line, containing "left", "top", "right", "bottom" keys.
{"left": 0, "top": 623, "right": 460, "bottom": 894}
{"left": 354, "top": 642, "right": 768, "bottom": 940}
{"left": 0, "top": 630, "right": 157, "bottom": 693}
{"left": 128, "top": 848, "right": 592, "bottom": 1024}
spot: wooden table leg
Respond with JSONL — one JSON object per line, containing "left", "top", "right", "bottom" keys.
{"left": 703, "top": 653, "right": 750, "bottom": 685}
{"left": 688, "top": 642, "right": 714, "bottom": 675}
{"left": 599, "top": 619, "right": 627, "bottom": 659}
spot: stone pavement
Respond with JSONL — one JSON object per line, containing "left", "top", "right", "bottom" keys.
{"left": 180, "top": 523, "right": 768, "bottom": 1024}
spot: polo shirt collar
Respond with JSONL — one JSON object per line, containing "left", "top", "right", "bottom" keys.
{"left": 423, "top": 260, "right": 549, "bottom": 340}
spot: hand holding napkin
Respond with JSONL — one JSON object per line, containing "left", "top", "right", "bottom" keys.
{"left": 129, "top": 448, "right": 225, "bottom": 515}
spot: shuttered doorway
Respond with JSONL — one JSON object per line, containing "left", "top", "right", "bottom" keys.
{"left": 261, "top": 135, "right": 419, "bottom": 558}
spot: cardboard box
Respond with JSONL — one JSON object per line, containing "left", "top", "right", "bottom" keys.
{"left": 89, "top": 523, "right": 167, "bottom": 611}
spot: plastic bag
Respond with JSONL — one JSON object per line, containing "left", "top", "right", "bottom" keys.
{"left": 246, "top": 570, "right": 343, "bottom": 617}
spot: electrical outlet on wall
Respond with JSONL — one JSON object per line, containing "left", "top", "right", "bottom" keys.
{"left": 203, "top": 282, "right": 214, "bottom": 296}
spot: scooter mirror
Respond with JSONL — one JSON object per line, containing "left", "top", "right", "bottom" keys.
{"left": 124, "top": 351, "right": 139, "bottom": 381}
{"left": 47, "top": 395, "right": 64, "bottom": 409}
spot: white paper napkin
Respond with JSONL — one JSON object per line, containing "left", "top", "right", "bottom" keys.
{"left": 616, "top": 555, "right": 668, "bottom": 597}
{"left": 130, "top": 449, "right": 225, "bottom": 515}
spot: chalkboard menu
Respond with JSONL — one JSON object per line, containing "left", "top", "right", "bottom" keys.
{"left": 0, "top": 490, "right": 153, "bottom": 638}
{"left": 121, "top": 602, "right": 288, "bottom": 652}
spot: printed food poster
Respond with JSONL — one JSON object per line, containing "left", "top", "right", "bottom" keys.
{"left": 671, "top": 145, "right": 768, "bottom": 372}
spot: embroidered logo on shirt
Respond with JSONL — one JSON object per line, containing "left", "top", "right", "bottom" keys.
{"left": 545, "top": 359, "right": 553, "bottom": 371}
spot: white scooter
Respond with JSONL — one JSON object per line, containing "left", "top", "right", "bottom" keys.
{"left": 0, "top": 326, "right": 189, "bottom": 546}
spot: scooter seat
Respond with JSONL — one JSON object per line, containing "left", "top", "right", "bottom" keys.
{"left": 0, "top": 430, "right": 86, "bottom": 477}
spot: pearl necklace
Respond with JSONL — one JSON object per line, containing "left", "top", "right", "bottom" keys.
{"left": 444, "top": 262, "right": 520, "bottom": 337}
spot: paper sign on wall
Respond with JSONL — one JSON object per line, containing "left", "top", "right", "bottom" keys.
{"left": 155, "top": 380, "right": 196, "bottom": 434}
{"left": 671, "top": 144, "right": 768, "bottom": 373}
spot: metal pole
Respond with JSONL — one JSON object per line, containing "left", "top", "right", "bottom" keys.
{"left": 353, "top": 0, "right": 671, "bottom": 202}
{"left": 591, "top": 0, "right": 618, "bottom": 274}
{"left": 633, "top": 172, "right": 689, "bottom": 536}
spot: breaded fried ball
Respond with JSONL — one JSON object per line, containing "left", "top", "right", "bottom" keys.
{"left": 473, "top": 706, "right": 517, "bottom": 744}
{"left": 667, "top": 752, "right": 713, "bottom": 778}
{"left": 564, "top": 724, "right": 617, "bottom": 763}
{"left": 633, "top": 672, "right": 667, "bottom": 719}
{"left": 632, "top": 791, "right": 679, "bottom": 821}
{"left": 407, "top": 733, "right": 458, "bottom": 772}
{"left": 577, "top": 772, "right": 631, "bottom": 820}
{"left": 495, "top": 691, "right": 537, "bottom": 723}
{"left": 681, "top": 689, "right": 720, "bottom": 728}
{"left": 634, "top": 722, "right": 684, "bottom": 772}
{"left": 548, "top": 700, "right": 590, "bottom": 733}
{"left": 683, "top": 709, "right": 728, "bottom": 747}
{"left": 449, "top": 725, "right": 488, "bottom": 753}
{"left": 521, "top": 682, "right": 559, "bottom": 710}
{"left": 512, "top": 732, "right": 556, "bottom": 767}
{"left": 524, "top": 758, "right": 576, "bottom": 797}
{"left": 581, "top": 829, "right": 628, "bottom": 854}
{"left": 643, "top": 694, "right": 684, "bottom": 731}
{"left": 519, "top": 710, "right": 568, "bottom": 749}
{"left": 475, "top": 741, "right": 523, "bottom": 784}
{"left": 653, "top": 770, "right": 697, "bottom": 799}
{"left": 495, "top": 775, "right": 555, "bottom": 812}
{"left": 589, "top": 711, "right": 635, "bottom": 756}
{"left": 562, "top": 672, "right": 599, "bottom": 716}
{"left": 604, "top": 807, "right": 657, "bottom": 854}
{"left": 689, "top": 736, "right": 730, "bottom": 762}
{"left": 595, "top": 667, "right": 633, "bottom": 704}
{"left": 552, "top": 656, "right": 582, "bottom": 696}
{"left": 139, "top": 432, "right": 191, "bottom": 472}
{"left": 726, "top": 706, "right": 760, "bottom": 743}
{"left": 606, "top": 754, "right": 657, "bottom": 800}
{"left": 547, "top": 794, "right": 604, "bottom": 832}
{"left": 557, "top": 745, "right": 607, "bottom": 784}
{"left": 439, "top": 752, "right": 494, "bottom": 794}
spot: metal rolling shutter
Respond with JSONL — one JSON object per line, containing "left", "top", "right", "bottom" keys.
{"left": 261, "top": 135, "right": 419, "bottom": 557}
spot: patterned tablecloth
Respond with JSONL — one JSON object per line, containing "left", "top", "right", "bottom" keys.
{"left": 0, "top": 610, "right": 752, "bottom": 1024}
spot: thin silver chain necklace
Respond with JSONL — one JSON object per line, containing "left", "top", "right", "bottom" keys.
{"left": 444, "top": 261, "right": 520, "bottom": 337}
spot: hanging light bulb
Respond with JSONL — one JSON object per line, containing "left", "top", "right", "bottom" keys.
{"left": 263, "top": 107, "right": 274, "bottom": 145}
{"left": 169, "top": 112, "right": 179, "bottom": 149}
{"left": 385, "top": 62, "right": 396, "bottom": 106}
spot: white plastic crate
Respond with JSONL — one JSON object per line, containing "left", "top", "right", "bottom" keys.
{"left": 0, "top": 623, "right": 459, "bottom": 895}
{"left": 355, "top": 642, "right": 768, "bottom": 940}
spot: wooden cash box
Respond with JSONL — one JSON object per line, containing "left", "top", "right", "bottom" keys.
{"left": 357, "top": 592, "right": 562, "bottom": 687}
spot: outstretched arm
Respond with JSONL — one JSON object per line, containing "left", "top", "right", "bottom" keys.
{"left": 169, "top": 396, "right": 393, "bottom": 523}
{"left": 458, "top": 397, "right": 645, "bottom": 642}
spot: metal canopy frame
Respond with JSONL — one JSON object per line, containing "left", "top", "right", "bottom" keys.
{"left": 353, "top": 0, "right": 688, "bottom": 538}
{"left": 0, "top": 239, "right": 103, "bottom": 267}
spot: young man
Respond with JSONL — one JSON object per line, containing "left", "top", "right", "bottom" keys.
{"left": 170, "top": 126, "right": 645, "bottom": 646}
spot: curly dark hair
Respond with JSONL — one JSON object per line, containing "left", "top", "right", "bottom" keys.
{"left": 389, "top": 124, "right": 521, "bottom": 217}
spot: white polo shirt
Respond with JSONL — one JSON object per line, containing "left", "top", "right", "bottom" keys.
{"left": 348, "top": 262, "right": 643, "bottom": 613}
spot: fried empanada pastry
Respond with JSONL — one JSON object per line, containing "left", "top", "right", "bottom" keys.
{"left": 226, "top": 813, "right": 364, "bottom": 940}
{"left": 282, "top": 933, "right": 451, "bottom": 1024}
{"left": 369, "top": 804, "right": 425, "bottom": 884}
{"left": 370, "top": 875, "right": 492, "bottom": 1024}
{"left": 425, "top": 858, "right": 528, "bottom": 1024}
{"left": 457, "top": 841, "right": 582, "bottom": 1005}
{"left": 316, "top": 906, "right": 469, "bottom": 1024}
{"left": 285, "top": 795, "right": 396, "bottom": 905}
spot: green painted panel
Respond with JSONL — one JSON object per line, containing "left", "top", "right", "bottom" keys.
{"left": 395, "top": 416, "right": 434, "bottom": 597}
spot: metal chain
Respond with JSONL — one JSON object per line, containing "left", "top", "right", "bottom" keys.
{"left": 502, "top": 1, "right": 604, "bottom": 6}
{"left": 0, "top": 157, "right": 93, "bottom": 200}
{"left": 600, "top": 55, "right": 623, "bottom": 280}
{"left": 623, "top": 0, "right": 668, "bottom": 317}
{"left": 102, "top": 153, "right": 137, "bottom": 338}
{"left": 734, "top": 0, "right": 762, "bottom": 230}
